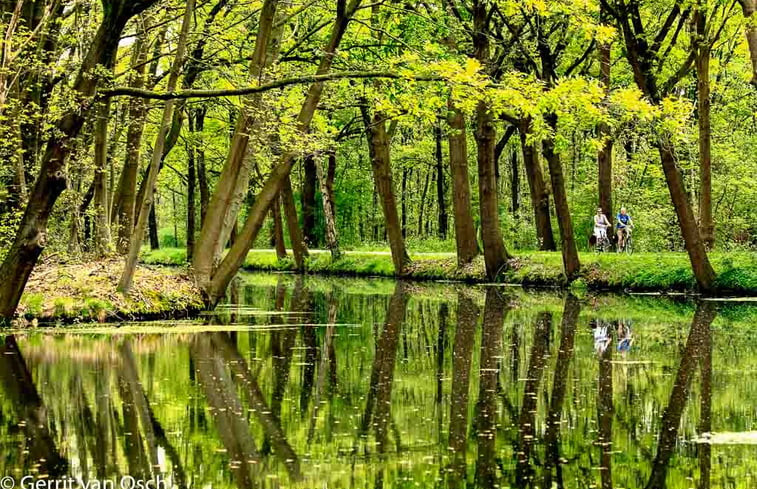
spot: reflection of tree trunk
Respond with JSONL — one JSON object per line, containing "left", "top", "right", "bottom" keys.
{"left": 308, "top": 299, "right": 337, "bottom": 443}
{"left": 300, "top": 321, "right": 318, "bottom": 415}
{"left": 447, "top": 292, "right": 479, "bottom": 487}
{"left": 515, "top": 312, "right": 552, "bottom": 487}
{"left": 435, "top": 302, "right": 448, "bottom": 439}
{"left": 645, "top": 302, "right": 717, "bottom": 489}
{"left": 475, "top": 289, "right": 509, "bottom": 488}
{"left": 0, "top": 336, "right": 68, "bottom": 476}
{"left": 543, "top": 295, "right": 581, "bottom": 489}
{"left": 697, "top": 313, "right": 712, "bottom": 489}
{"left": 210, "top": 333, "right": 301, "bottom": 479}
{"left": 191, "top": 336, "right": 260, "bottom": 489}
{"left": 117, "top": 359, "right": 150, "bottom": 479}
{"left": 359, "top": 282, "right": 408, "bottom": 450}
{"left": 597, "top": 321, "right": 614, "bottom": 489}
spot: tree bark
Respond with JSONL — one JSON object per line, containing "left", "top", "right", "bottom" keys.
{"left": 435, "top": 123, "right": 448, "bottom": 239}
{"left": 361, "top": 106, "right": 410, "bottom": 275}
{"left": 0, "top": 0, "right": 158, "bottom": 321}
{"left": 119, "top": 0, "right": 196, "bottom": 293}
{"left": 302, "top": 154, "right": 317, "bottom": 246}
{"left": 447, "top": 103, "right": 479, "bottom": 265}
{"left": 519, "top": 118, "right": 556, "bottom": 250}
{"left": 316, "top": 153, "right": 341, "bottom": 259}
{"left": 598, "top": 27, "right": 613, "bottom": 219}
{"left": 187, "top": 134, "right": 196, "bottom": 261}
{"left": 543, "top": 115, "right": 580, "bottom": 280}
{"left": 194, "top": 108, "right": 210, "bottom": 224}
{"left": 93, "top": 99, "right": 113, "bottom": 256}
{"left": 696, "top": 7, "right": 714, "bottom": 248}
{"left": 271, "top": 193, "right": 287, "bottom": 259}
{"left": 741, "top": 0, "right": 757, "bottom": 87}
{"left": 202, "top": 0, "right": 361, "bottom": 304}
{"left": 281, "top": 175, "right": 308, "bottom": 270}
{"left": 510, "top": 148, "right": 520, "bottom": 214}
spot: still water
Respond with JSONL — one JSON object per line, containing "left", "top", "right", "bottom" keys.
{"left": 1, "top": 272, "right": 756, "bottom": 488}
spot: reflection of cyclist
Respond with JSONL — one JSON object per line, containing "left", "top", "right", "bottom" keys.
{"left": 594, "top": 321, "right": 611, "bottom": 354}
{"left": 617, "top": 320, "right": 633, "bottom": 353}
{"left": 594, "top": 208, "right": 611, "bottom": 242}
{"left": 616, "top": 207, "right": 634, "bottom": 251}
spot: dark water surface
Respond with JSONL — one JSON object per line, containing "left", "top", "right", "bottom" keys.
{"left": 1, "top": 272, "right": 756, "bottom": 488}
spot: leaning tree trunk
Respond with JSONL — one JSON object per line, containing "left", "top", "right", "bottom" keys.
{"left": 519, "top": 118, "right": 556, "bottom": 251}
{"left": 543, "top": 115, "right": 580, "bottom": 280}
{"left": 316, "top": 153, "right": 341, "bottom": 260}
{"left": 271, "top": 193, "right": 287, "bottom": 259}
{"left": 696, "top": 8, "right": 714, "bottom": 248}
{"left": 0, "top": 0, "right": 159, "bottom": 321}
{"left": 201, "top": 0, "right": 361, "bottom": 305}
{"left": 361, "top": 107, "right": 410, "bottom": 275}
{"left": 281, "top": 175, "right": 308, "bottom": 270}
{"left": 741, "top": 0, "right": 757, "bottom": 87}
{"left": 657, "top": 142, "right": 716, "bottom": 291}
{"left": 447, "top": 103, "right": 479, "bottom": 265}
{"left": 118, "top": 0, "right": 196, "bottom": 294}
{"left": 476, "top": 100, "right": 511, "bottom": 279}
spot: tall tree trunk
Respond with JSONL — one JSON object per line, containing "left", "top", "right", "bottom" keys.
{"left": 510, "top": 148, "right": 520, "bottom": 214}
{"left": 119, "top": 0, "right": 196, "bottom": 293}
{"left": 193, "top": 0, "right": 280, "bottom": 279}
{"left": 194, "top": 108, "right": 210, "bottom": 224}
{"left": 111, "top": 14, "right": 152, "bottom": 253}
{"left": 435, "top": 123, "right": 448, "bottom": 239}
{"left": 271, "top": 193, "right": 287, "bottom": 259}
{"left": 361, "top": 107, "right": 410, "bottom": 274}
{"left": 519, "top": 118, "right": 556, "bottom": 251}
{"left": 93, "top": 99, "right": 112, "bottom": 256}
{"left": 302, "top": 154, "right": 317, "bottom": 246}
{"left": 447, "top": 103, "right": 479, "bottom": 265}
{"left": 696, "top": 7, "right": 714, "bottom": 248}
{"left": 281, "top": 175, "right": 308, "bottom": 270}
{"left": 187, "top": 136, "right": 196, "bottom": 261}
{"left": 148, "top": 206, "right": 159, "bottom": 250}
{"left": 657, "top": 143, "right": 716, "bottom": 291}
{"left": 418, "top": 170, "right": 430, "bottom": 237}
{"left": 202, "top": 0, "right": 361, "bottom": 304}
{"left": 317, "top": 153, "right": 341, "bottom": 259}
{"left": 543, "top": 115, "right": 580, "bottom": 280}
{"left": 597, "top": 26, "right": 613, "bottom": 219}
{"left": 0, "top": 0, "right": 158, "bottom": 321}
{"left": 741, "top": 0, "right": 757, "bottom": 87}
{"left": 401, "top": 168, "right": 408, "bottom": 239}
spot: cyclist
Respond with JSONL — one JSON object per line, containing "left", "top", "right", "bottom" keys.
{"left": 593, "top": 207, "right": 611, "bottom": 249}
{"left": 616, "top": 207, "right": 633, "bottom": 251}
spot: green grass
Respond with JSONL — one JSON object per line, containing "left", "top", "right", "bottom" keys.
{"left": 141, "top": 247, "right": 757, "bottom": 294}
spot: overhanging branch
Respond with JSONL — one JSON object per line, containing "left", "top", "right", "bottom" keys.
{"left": 102, "top": 71, "right": 445, "bottom": 100}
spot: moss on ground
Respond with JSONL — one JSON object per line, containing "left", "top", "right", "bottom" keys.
{"left": 143, "top": 248, "right": 757, "bottom": 294}
{"left": 16, "top": 259, "right": 204, "bottom": 325}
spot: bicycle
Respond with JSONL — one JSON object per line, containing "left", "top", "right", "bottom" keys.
{"left": 594, "top": 227, "right": 612, "bottom": 253}
{"left": 617, "top": 225, "right": 634, "bottom": 254}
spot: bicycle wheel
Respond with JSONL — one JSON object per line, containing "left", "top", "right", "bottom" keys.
{"left": 625, "top": 235, "right": 633, "bottom": 254}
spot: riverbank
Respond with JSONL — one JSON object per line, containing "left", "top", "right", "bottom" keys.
{"left": 144, "top": 248, "right": 757, "bottom": 294}
{"left": 15, "top": 260, "right": 204, "bottom": 325}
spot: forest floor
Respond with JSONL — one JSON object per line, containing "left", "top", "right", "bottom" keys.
{"left": 144, "top": 248, "right": 757, "bottom": 294}
{"left": 14, "top": 259, "right": 204, "bottom": 325}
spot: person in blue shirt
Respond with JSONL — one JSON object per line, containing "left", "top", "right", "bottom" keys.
{"left": 616, "top": 207, "right": 633, "bottom": 251}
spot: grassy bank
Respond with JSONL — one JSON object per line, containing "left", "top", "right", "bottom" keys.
{"left": 15, "top": 260, "right": 204, "bottom": 325}
{"left": 143, "top": 248, "right": 757, "bottom": 294}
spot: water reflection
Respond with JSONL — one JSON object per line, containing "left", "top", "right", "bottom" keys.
{"left": 1, "top": 273, "right": 755, "bottom": 488}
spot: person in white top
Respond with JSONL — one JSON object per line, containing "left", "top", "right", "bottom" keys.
{"left": 593, "top": 207, "right": 611, "bottom": 242}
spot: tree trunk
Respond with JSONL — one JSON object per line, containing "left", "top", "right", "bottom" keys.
{"left": 401, "top": 168, "right": 408, "bottom": 239}
{"left": 302, "top": 154, "right": 317, "bottom": 246}
{"left": 476, "top": 100, "right": 511, "bottom": 279}
{"left": 0, "top": 0, "right": 158, "bottom": 321}
{"left": 202, "top": 0, "right": 360, "bottom": 304}
{"left": 696, "top": 8, "right": 714, "bottom": 249}
{"left": 741, "top": 0, "right": 757, "bottom": 87}
{"left": 194, "top": 108, "right": 209, "bottom": 224}
{"left": 119, "top": 0, "right": 196, "bottom": 294}
{"left": 93, "top": 99, "right": 112, "bottom": 256}
{"left": 510, "top": 148, "right": 520, "bottom": 214}
{"left": 271, "top": 193, "right": 287, "bottom": 259}
{"left": 148, "top": 206, "right": 159, "bottom": 250}
{"left": 418, "top": 170, "right": 430, "bottom": 237}
{"left": 447, "top": 104, "right": 479, "bottom": 265}
{"left": 316, "top": 153, "right": 341, "bottom": 259}
{"left": 193, "top": 0, "right": 280, "bottom": 280}
{"left": 435, "top": 123, "right": 448, "bottom": 239}
{"left": 657, "top": 143, "right": 716, "bottom": 291}
{"left": 361, "top": 107, "right": 410, "bottom": 275}
{"left": 187, "top": 135, "right": 196, "bottom": 261}
{"left": 598, "top": 30, "right": 613, "bottom": 219}
{"left": 543, "top": 115, "right": 580, "bottom": 280}
{"left": 281, "top": 175, "right": 308, "bottom": 270}
{"left": 519, "top": 118, "right": 556, "bottom": 251}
